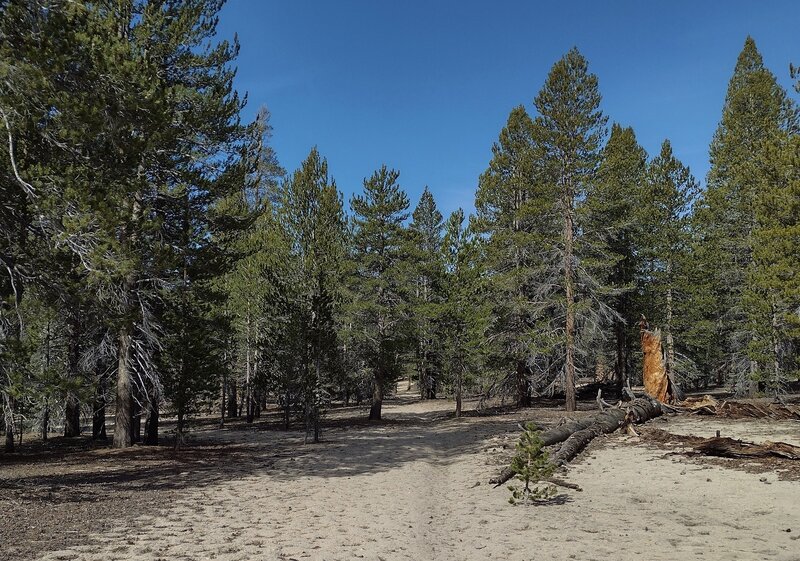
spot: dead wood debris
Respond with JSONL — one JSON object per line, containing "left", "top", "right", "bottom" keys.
{"left": 694, "top": 437, "right": 800, "bottom": 460}
{"left": 681, "top": 395, "right": 800, "bottom": 420}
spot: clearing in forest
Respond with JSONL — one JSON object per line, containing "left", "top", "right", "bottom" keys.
{"left": 2, "top": 389, "right": 798, "bottom": 561}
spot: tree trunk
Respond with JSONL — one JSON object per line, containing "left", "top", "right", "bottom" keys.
{"left": 369, "top": 372, "right": 382, "bottom": 421}
{"left": 113, "top": 325, "right": 133, "bottom": 448}
{"left": 665, "top": 283, "right": 675, "bottom": 376}
{"left": 283, "top": 389, "right": 291, "bottom": 430}
{"left": 771, "top": 298, "right": 781, "bottom": 394}
{"left": 64, "top": 315, "right": 82, "bottom": 437}
{"left": 3, "top": 396, "right": 14, "bottom": 453}
{"left": 614, "top": 319, "right": 626, "bottom": 391}
{"left": 131, "top": 395, "right": 141, "bottom": 443}
{"left": 418, "top": 339, "right": 426, "bottom": 399}
{"left": 490, "top": 398, "right": 662, "bottom": 486}
{"left": 41, "top": 321, "right": 52, "bottom": 441}
{"left": 313, "top": 406, "right": 320, "bottom": 444}
{"left": 253, "top": 389, "right": 261, "bottom": 418}
{"left": 516, "top": 360, "right": 530, "bottom": 407}
{"left": 64, "top": 394, "right": 81, "bottom": 437}
{"left": 92, "top": 375, "right": 107, "bottom": 440}
{"left": 245, "top": 325, "right": 254, "bottom": 423}
{"left": 640, "top": 319, "right": 678, "bottom": 404}
{"left": 41, "top": 403, "right": 49, "bottom": 440}
{"left": 227, "top": 379, "right": 238, "bottom": 418}
{"left": 175, "top": 410, "right": 185, "bottom": 450}
{"left": 455, "top": 370, "right": 463, "bottom": 418}
{"left": 144, "top": 399, "right": 158, "bottom": 445}
{"left": 312, "top": 356, "right": 321, "bottom": 443}
{"left": 564, "top": 197, "right": 576, "bottom": 413}
{"left": 695, "top": 436, "right": 800, "bottom": 460}
{"left": 113, "top": 185, "right": 140, "bottom": 449}
{"left": 219, "top": 370, "right": 226, "bottom": 428}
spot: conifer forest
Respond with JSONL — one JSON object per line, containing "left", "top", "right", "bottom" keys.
{"left": 1, "top": 2, "right": 799, "bottom": 561}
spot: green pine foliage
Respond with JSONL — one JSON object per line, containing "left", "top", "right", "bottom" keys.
{"left": 746, "top": 130, "right": 800, "bottom": 391}
{"left": 407, "top": 187, "right": 446, "bottom": 399}
{"left": 349, "top": 166, "right": 411, "bottom": 421}
{"left": 279, "top": 148, "right": 347, "bottom": 441}
{"left": 582, "top": 124, "right": 648, "bottom": 387}
{"left": 694, "top": 37, "right": 797, "bottom": 393}
{"left": 638, "top": 140, "right": 699, "bottom": 384}
{"left": 475, "top": 105, "right": 550, "bottom": 407}
{"left": 507, "top": 422, "right": 556, "bottom": 505}
{"left": 440, "top": 209, "right": 485, "bottom": 416}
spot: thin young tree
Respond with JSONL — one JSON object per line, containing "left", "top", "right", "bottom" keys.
{"left": 407, "top": 187, "right": 445, "bottom": 399}
{"left": 440, "top": 210, "right": 484, "bottom": 417}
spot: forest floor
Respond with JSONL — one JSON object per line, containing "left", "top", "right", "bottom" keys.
{"left": 2, "top": 388, "right": 799, "bottom": 561}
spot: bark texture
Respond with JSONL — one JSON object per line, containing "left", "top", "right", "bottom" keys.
{"left": 490, "top": 398, "right": 663, "bottom": 486}
{"left": 695, "top": 437, "right": 800, "bottom": 460}
{"left": 640, "top": 316, "right": 678, "bottom": 404}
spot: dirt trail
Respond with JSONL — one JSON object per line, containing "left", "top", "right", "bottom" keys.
{"left": 4, "top": 392, "right": 800, "bottom": 561}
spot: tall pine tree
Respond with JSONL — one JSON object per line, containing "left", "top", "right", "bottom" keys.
{"left": 280, "top": 148, "right": 347, "bottom": 441}
{"left": 475, "top": 106, "right": 548, "bottom": 407}
{"left": 694, "top": 37, "right": 796, "bottom": 392}
{"left": 583, "top": 124, "right": 648, "bottom": 389}
{"left": 532, "top": 48, "right": 608, "bottom": 411}
{"left": 350, "top": 166, "right": 410, "bottom": 420}
{"left": 639, "top": 140, "right": 698, "bottom": 382}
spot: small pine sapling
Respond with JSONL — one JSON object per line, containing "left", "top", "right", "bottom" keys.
{"left": 508, "top": 422, "right": 557, "bottom": 505}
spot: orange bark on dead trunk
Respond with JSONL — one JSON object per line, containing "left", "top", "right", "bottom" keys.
{"left": 640, "top": 316, "right": 675, "bottom": 404}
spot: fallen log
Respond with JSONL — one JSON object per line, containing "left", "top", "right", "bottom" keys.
{"left": 682, "top": 395, "right": 800, "bottom": 420}
{"left": 549, "top": 426, "right": 604, "bottom": 466}
{"left": 694, "top": 437, "right": 800, "bottom": 460}
{"left": 490, "top": 398, "right": 662, "bottom": 486}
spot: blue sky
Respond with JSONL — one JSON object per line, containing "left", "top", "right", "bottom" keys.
{"left": 217, "top": 1, "right": 799, "bottom": 217}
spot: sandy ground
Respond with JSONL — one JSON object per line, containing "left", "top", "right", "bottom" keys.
{"left": 3, "top": 392, "right": 800, "bottom": 561}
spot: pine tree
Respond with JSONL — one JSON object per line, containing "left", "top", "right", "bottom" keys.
{"left": 475, "top": 106, "right": 548, "bottom": 407}
{"left": 440, "top": 210, "right": 484, "bottom": 416}
{"left": 532, "top": 48, "right": 608, "bottom": 411}
{"left": 507, "top": 422, "right": 556, "bottom": 505}
{"left": 745, "top": 129, "right": 800, "bottom": 392}
{"left": 639, "top": 140, "right": 698, "bottom": 382}
{"left": 407, "top": 187, "right": 445, "bottom": 399}
{"left": 218, "top": 108, "right": 285, "bottom": 425}
{"left": 694, "top": 37, "right": 796, "bottom": 392}
{"left": 280, "top": 148, "right": 347, "bottom": 441}
{"left": 583, "top": 124, "right": 648, "bottom": 388}
{"left": 350, "top": 166, "right": 411, "bottom": 421}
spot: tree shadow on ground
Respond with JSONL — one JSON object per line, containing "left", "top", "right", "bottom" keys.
{"left": 0, "top": 395, "right": 583, "bottom": 561}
